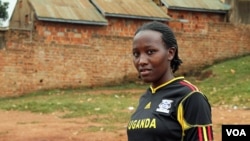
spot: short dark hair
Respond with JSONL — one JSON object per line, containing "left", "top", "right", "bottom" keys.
{"left": 134, "top": 21, "right": 183, "bottom": 73}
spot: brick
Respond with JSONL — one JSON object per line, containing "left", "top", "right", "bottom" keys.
{"left": 0, "top": 20, "right": 250, "bottom": 97}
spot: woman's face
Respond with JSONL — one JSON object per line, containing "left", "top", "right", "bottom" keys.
{"left": 132, "top": 30, "right": 175, "bottom": 87}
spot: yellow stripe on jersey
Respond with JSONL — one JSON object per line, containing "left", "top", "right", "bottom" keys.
{"left": 203, "top": 126, "right": 208, "bottom": 141}
{"left": 177, "top": 91, "right": 199, "bottom": 136}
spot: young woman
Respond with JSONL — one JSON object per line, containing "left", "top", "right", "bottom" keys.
{"left": 127, "top": 21, "right": 213, "bottom": 141}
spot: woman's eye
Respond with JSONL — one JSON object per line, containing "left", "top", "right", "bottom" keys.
{"left": 147, "top": 50, "right": 155, "bottom": 55}
{"left": 133, "top": 52, "right": 139, "bottom": 57}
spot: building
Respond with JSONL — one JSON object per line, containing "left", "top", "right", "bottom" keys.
{"left": 1, "top": 0, "right": 249, "bottom": 97}
{"left": 224, "top": 0, "right": 250, "bottom": 24}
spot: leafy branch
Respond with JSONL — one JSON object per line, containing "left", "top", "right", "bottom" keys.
{"left": 0, "top": 0, "right": 9, "bottom": 21}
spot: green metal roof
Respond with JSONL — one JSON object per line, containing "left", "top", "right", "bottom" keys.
{"left": 91, "top": 0, "right": 171, "bottom": 21}
{"left": 161, "top": 0, "right": 231, "bottom": 13}
{"left": 28, "top": 0, "right": 108, "bottom": 25}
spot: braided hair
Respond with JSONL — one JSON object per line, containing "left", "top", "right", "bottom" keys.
{"left": 134, "top": 21, "right": 183, "bottom": 73}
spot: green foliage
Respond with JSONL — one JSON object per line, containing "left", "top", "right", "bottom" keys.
{"left": 0, "top": 0, "right": 9, "bottom": 21}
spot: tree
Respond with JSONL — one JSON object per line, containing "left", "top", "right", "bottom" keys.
{"left": 0, "top": 0, "right": 8, "bottom": 49}
{"left": 0, "top": 0, "right": 9, "bottom": 21}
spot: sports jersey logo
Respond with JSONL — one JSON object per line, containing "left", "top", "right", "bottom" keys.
{"left": 156, "top": 99, "right": 173, "bottom": 114}
{"left": 144, "top": 102, "right": 151, "bottom": 109}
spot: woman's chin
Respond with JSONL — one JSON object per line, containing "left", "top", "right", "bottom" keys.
{"left": 141, "top": 78, "right": 152, "bottom": 83}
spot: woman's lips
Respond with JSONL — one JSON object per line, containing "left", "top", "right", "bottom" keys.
{"left": 140, "top": 69, "right": 151, "bottom": 76}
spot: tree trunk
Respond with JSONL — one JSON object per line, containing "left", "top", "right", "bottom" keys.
{"left": 0, "top": 31, "right": 5, "bottom": 49}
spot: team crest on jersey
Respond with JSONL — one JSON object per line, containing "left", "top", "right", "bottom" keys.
{"left": 156, "top": 99, "right": 173, "bottom": 114}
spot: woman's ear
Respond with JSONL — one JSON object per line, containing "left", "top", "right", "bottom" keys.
{"left": 167, "top": 47, "right": 176, "bottom": 61}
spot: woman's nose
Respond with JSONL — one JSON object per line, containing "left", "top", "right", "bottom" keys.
{"left": 138, "top": 54, "right": 148, "bottom": 66}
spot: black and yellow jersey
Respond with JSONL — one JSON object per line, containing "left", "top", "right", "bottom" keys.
{"left": 127, "top": 77, "right": 213, "bottom": 141}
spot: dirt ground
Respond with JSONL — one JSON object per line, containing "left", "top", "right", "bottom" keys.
{"left": 0, "top": 106, "right": 249, "bottom": 141}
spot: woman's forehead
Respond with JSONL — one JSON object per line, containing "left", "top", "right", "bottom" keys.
{"left": 134, "top": 30, "right": 162, "bottom": 41}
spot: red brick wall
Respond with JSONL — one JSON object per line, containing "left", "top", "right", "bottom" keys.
{"left": 177, "top": 23, "right": 250, "bottom": 75}
{"left": 168, "top": 10, "right": 226, "bottom": 33}
{"left": 34, "top": 18, "right": 143, "bottom": 45}
{"left": 0, "top": 18, "right": 250, "bottom": 97}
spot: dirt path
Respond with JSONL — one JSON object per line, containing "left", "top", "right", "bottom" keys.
{"left": 0, "top": 107, "right": 249, "bottom": 141}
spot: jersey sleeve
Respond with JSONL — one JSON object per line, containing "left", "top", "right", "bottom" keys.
{"left": 181, "top": 92, "right": 214, "bottom": 141}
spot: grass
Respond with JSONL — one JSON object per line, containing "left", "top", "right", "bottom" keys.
{"left": 0, "top": 85, "right": 146, "bottom": 125}
{"left": 192, "top": 55, "right": 250, "bottom": 108}
{"left": 0, "top": 55, "right": 249, "bottom": 126}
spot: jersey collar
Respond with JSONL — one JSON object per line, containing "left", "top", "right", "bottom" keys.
{"left": 150, "top": 76, "right": 184, "bottom": 94}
